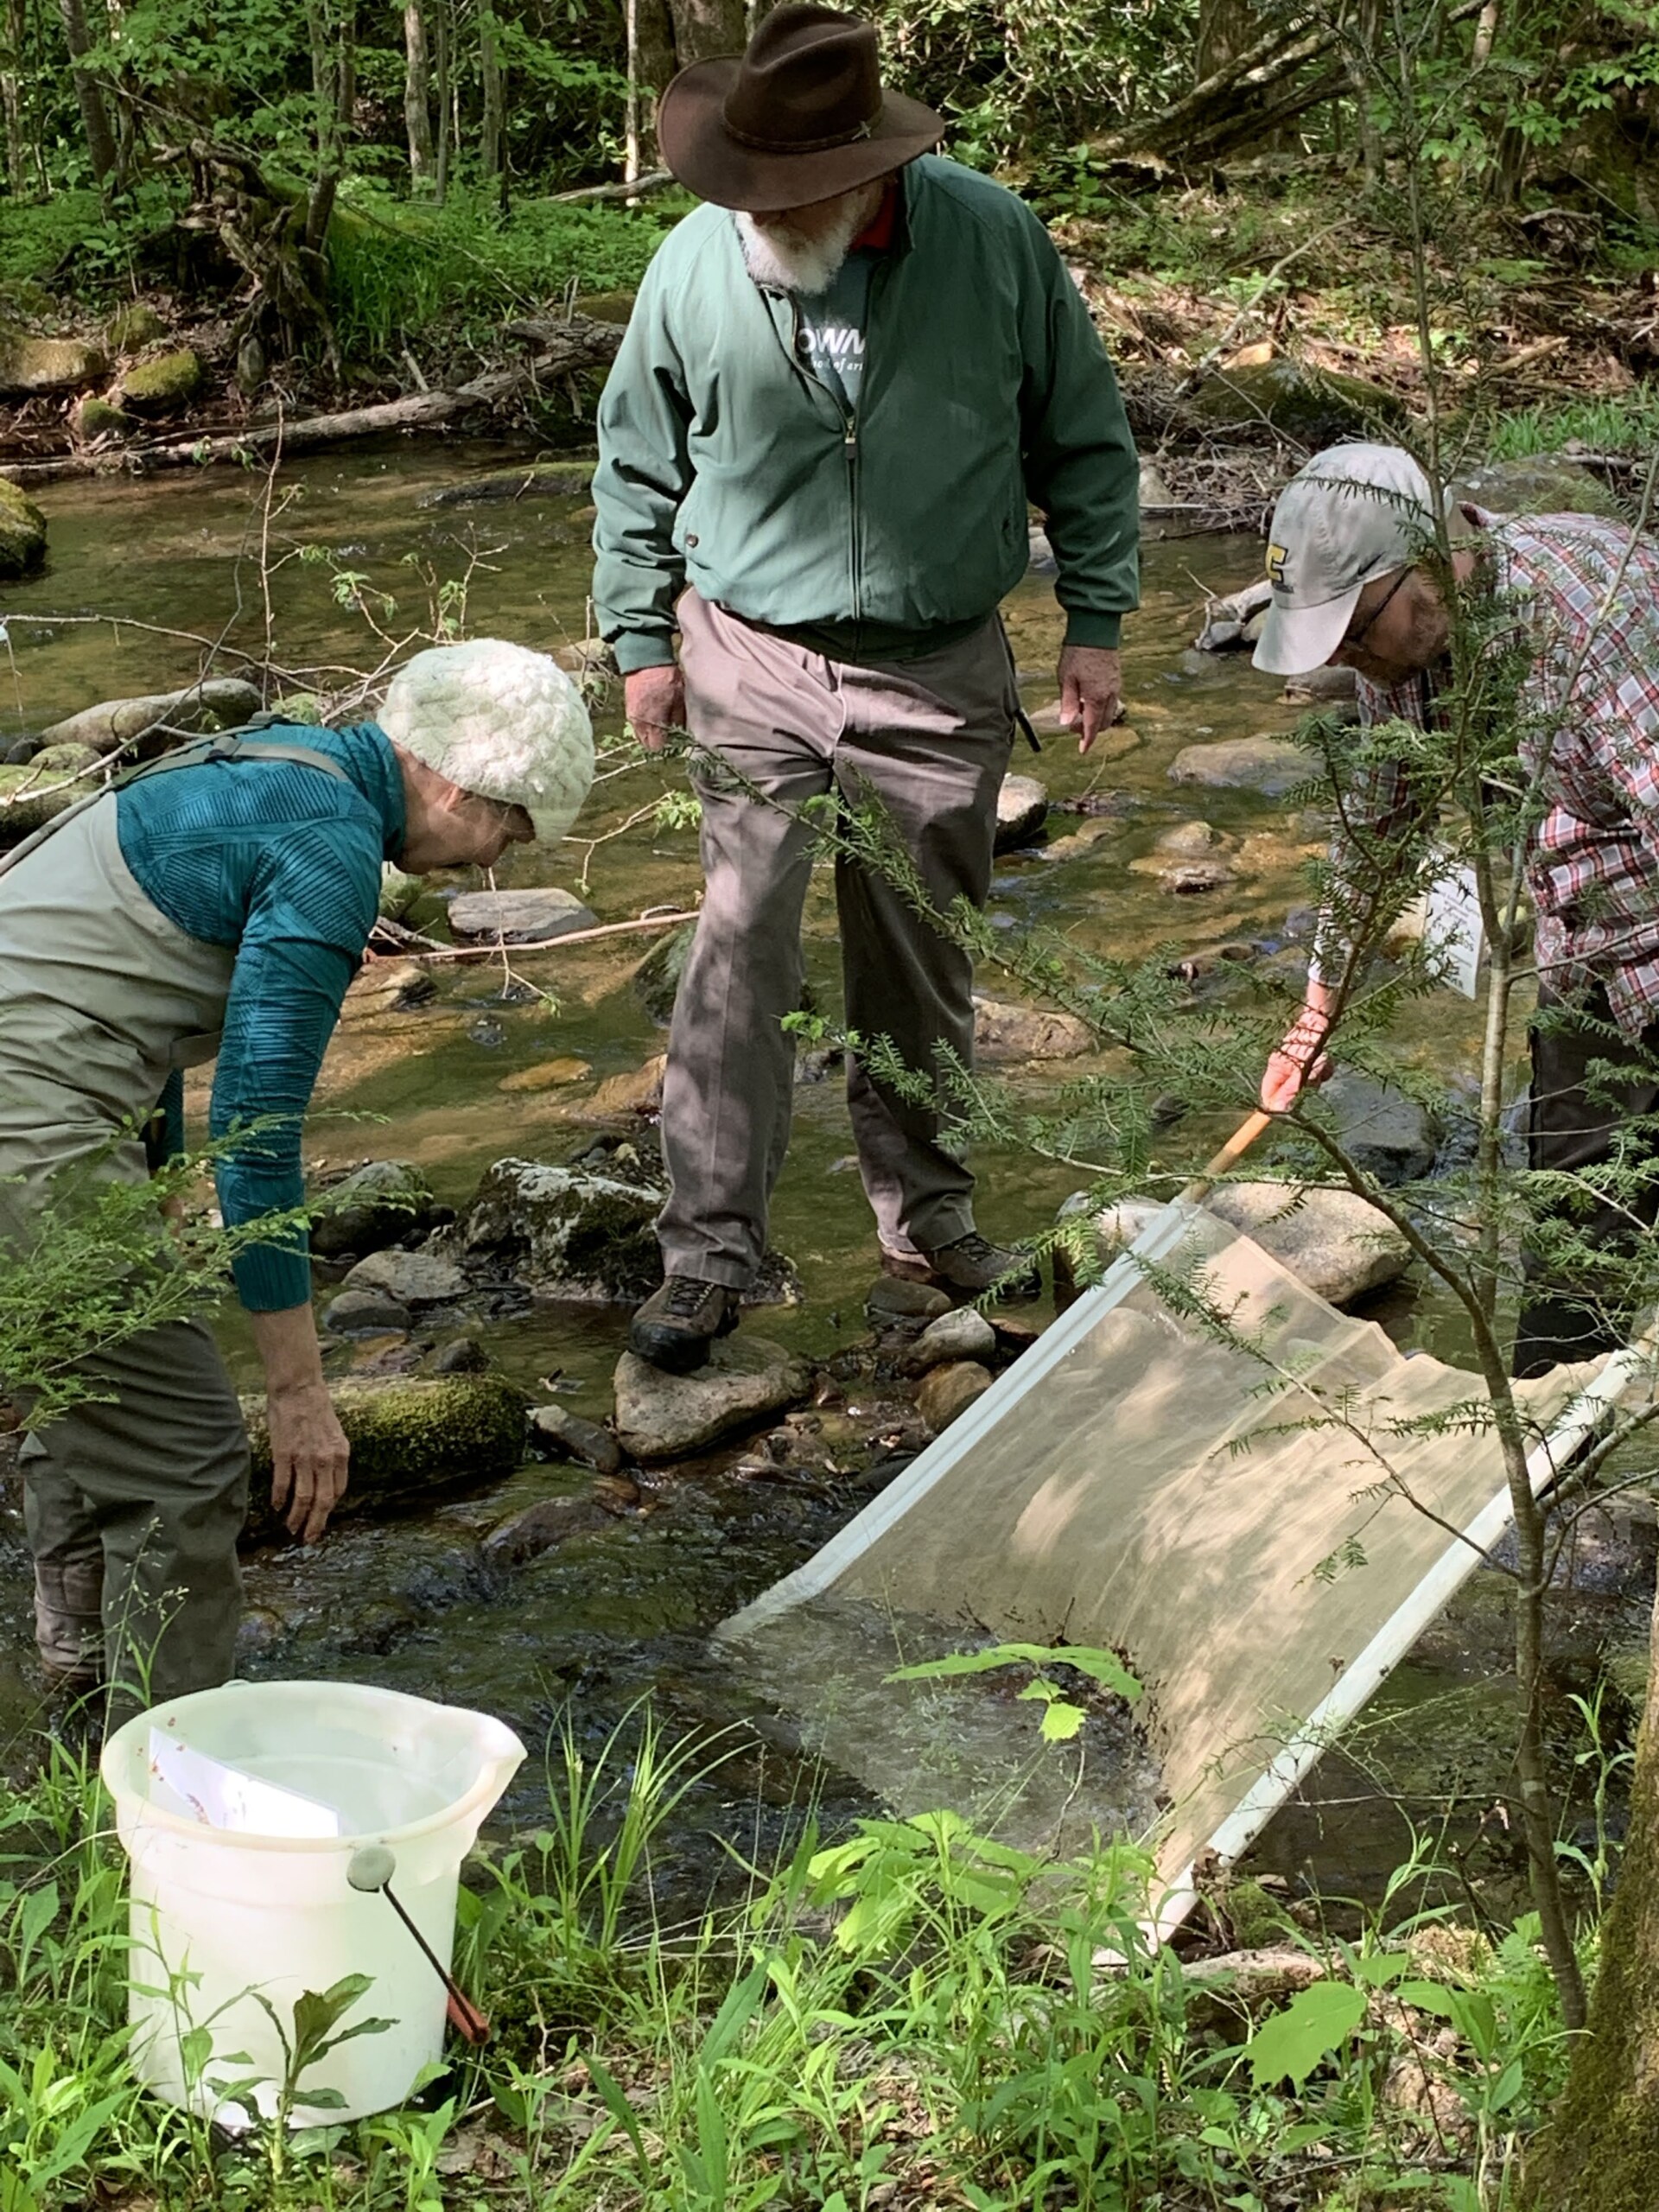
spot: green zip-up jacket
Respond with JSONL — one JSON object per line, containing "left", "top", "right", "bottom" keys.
{"left": 591, "top": 155, "right": 1140, "bottom": 673}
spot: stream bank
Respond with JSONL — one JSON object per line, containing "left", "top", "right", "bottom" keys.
{"left": 0, "top": 438, "right": 1651, "bottom": 1931}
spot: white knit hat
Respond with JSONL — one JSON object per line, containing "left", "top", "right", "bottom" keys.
{"left": 378, "top": 639, "right": 594, "bottom": 847}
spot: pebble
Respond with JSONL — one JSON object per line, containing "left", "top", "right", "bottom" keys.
{"left": 916, "top": 1360, "right": 995, "bottom": 1435}
{"left": 902, "top": 1306, "right": 998, "bottom": 1376}
{"left": 531, "top": 1402, "right": 625, "bottom": 1477}
{"left": 866, "top": 1277, "right": 953, "bottom": 1321}
{"left": 342, "top": 1248, "right": 468, "bottom": 1307}
{"left": 325, "top": 1287, "right": 413, "bottom": 1334}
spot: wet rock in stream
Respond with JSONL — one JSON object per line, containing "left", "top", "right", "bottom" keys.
{"left": 1168, "top": 735, "right": 1306, "bottom": 798}
{"left": 901, "top": 1306, "right": 998, "bottom": 1375}
{"left": 613, "top": 1338, "right": 815, "bottom": 1459}
{"left": 1317, "top": 1070, "right": 1440, "bottom": 1187}
{"left": 341, "top": 1247, "right": 467, "bottom": 1307}
{"left": 309, "top": 1158, "right": 438, "bottom": 1259}
{"left": 531, "top": 1402, "right": 625, "bottom": 1476}
{"left": 448, "top": 887, "right": 598, "bottom": 943}
{"left": 1089, "top": 1181, "right": 1411, "bottom": 1306}
{"left": 995, "top": 773, "right": 1049, "bottom": 852}
{"left": 324, "top": 1287, "right": 413, "bottom": 1334}
{"left": 916, "top": 1359, "right": 995, "bottom": 1434}
{"left": 240, "top": 1374, "right": 530, "bottom": 1541}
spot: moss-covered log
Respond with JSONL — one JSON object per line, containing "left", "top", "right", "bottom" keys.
{"left": 1522, "top": 1587, "right": 1659, "bottom": 2208}
{"left": 240, "top": 1374, "right": 529, "bottom": 1544}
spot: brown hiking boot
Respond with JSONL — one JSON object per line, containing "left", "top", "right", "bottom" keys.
{"left": 629, "top": 1274, "right": 741, "bottom": 1374}
{"left": 880, "top": 1231, "right": 1040, "bottom": 1302}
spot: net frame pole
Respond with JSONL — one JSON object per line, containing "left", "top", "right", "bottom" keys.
{"left": 1147, "top": 1325, "right": 1658, "bottom": 1936}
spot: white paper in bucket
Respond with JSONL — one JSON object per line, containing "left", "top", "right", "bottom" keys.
{"left": 147, "top": 1729, "right": 342, "bottom": 1838}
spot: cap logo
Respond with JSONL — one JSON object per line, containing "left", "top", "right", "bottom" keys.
{"left": 1267, "top": 542, "right": 1289, "bottom": 588}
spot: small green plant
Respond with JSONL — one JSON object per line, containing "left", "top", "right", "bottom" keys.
{"left": 887, "top": 1640, "right": 1141, "bottom": 1744}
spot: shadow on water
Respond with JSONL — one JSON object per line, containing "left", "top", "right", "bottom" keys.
{"left": 1, "top": 445, "right": 1649, "bottom": 1921}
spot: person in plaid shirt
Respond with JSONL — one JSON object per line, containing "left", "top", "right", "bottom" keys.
{"left": 1249, "top": 441, "right": 1659, "bottom": 1376}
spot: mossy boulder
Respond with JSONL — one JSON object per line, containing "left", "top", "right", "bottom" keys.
{"left": 448, "top": 1155, "right": 664, "bottom": 1303}
{"left": 0, "top": 328, "right": 106, "bottom": 397}
{"left": 240, "top": 1373, "right": 530, "bottom": 1541}
{"left": 1186, "top": 358, "right": 1405, "bottom": 443}
{"left": 72, "top": 396, "right": 135, "bottom": 441}
{"left": 1452, "top": 454, "right": 1626, "bottom": 521}
{"left": 270, "top": 690, "right": 324, "bottom": 724}
{"left": 117, "top": 347, "right": 204, "bottom": 415}
{"left": 0, "top": 476, "right": 48, "bottom": 582}
{"left": 417, "top": 461, "right": 597, "bottom": 511}
{"left": 105, "top": 302, "right": 167, "bottom": 352}
{"left": 0, "top": 745, "right": 99, "bottom": 842}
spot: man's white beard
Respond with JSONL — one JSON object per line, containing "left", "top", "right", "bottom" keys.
{"left": 736, "top": 185, "right": 880, "bottom": 296}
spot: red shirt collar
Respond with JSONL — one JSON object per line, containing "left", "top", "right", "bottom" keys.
{"left": 851, "top": 180, "right": 899, "bottom": 252}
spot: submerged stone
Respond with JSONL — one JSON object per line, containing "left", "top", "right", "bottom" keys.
{"left": 613, "top": 1336, "right": 813, "bottom": 1459}
{"left": 916, "top": 1359, "right": 995, "bottom": 1434}
{"left": 531, "top": 1402, "right": 625, "bottom": 1476}
{"left": 1168, "top": 737, "right": 1306, "bottom": 798}
{"left": 974, "top": 995, "right": 1094, "bottom": 1061}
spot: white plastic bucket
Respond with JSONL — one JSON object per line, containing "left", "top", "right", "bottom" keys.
{"left": 100, "top": 1680, "right": 525, "bottom": 2125}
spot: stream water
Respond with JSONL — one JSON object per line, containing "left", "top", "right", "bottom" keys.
{"left": 0, "top": 443, "right": 1649, "bottom": 1917}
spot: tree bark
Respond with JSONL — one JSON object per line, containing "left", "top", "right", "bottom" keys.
{"left": 1195, "top": 0, "right": 1257, "bottom": 84}
{"left": 478, "top": 3, "right": 504, "bottom": 181}
{"left": 55, "top": 0, "right": 118, "bottom": 184}
{"left": 667, "top": 0, "right": 745, "bottom": 67}
{"left": 403, "top": 0, "right": 434, "bottom": 184}
{"left": 1522, "top": 1583, "right": 1659, "bottom": 2209}
{"left": 433, "top": 0, "right": 451, "bottom": 200}
{"left": 634, "top": 0, "right": 676, "bottom": 161}
{"left": 1, "top": 0, "right": 26, "bottom": 195}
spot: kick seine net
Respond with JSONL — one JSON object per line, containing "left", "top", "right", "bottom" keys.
{"left": 719, "top": 1175, "right": 1638, "bottom": 1932}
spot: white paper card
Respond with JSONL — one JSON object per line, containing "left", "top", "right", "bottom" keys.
{"left": 148, "top": 1730, "right": 342, "bottom": 1838}
{"left": 1424, "top": 861, "right": 1484, "bottom": 1000}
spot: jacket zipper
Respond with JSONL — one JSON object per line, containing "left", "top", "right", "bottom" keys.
{"left": 783, "top": 289, "right": 862, "bottom": 635}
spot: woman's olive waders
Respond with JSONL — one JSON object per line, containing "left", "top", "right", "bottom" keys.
{"left": 0, "top": 733, "right": 346, "bottom": 1715}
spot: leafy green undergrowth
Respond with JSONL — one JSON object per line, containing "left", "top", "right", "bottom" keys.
{"left": 1484, "top": 391, "right": 1659, "bottom": 458}
{"left": 0, "top": 1702, "right": 1585, "bottom": 2212}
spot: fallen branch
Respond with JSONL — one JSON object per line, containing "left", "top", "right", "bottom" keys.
{"left": 1, "top": 317, "right": 622, "bottom": 486}
{"left": 539, "top": 167, "right": 674, "bottom": 204}
{"left": 372, "top": 907, "right": 700, "bottom": 963}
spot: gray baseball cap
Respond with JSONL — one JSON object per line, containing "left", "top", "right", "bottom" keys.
{"left": 1253, "top": 443, "right": 1445, "bottom": 676}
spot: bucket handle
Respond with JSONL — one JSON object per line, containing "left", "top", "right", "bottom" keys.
{"left": 346, "top": 1847, "right": 491, "bottom": 2046}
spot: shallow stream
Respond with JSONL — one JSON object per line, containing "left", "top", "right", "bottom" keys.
{"left": 0, "top": 443, "right": 1648, "bottom": 1917}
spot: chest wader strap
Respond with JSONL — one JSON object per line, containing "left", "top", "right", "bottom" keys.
{"left": 0, "top": 721, "right": 353, "bottom": 884}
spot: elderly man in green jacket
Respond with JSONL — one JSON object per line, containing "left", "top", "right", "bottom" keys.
{"left": 0, "top": 642, "right": 591, "bottom": 1714}
{"left": 594, "top": 3, "right": 1140, "bottom": 1372}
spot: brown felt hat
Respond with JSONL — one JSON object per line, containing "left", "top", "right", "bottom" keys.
{"left": 657, "top": 3, "right": 944, "bottom": 213}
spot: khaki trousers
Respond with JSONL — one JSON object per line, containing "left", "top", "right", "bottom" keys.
{"left": 0, "top": 795, "right": 249, "bottom": 1710}
{"left": 661, "top": 590, "right": 1016, "bottom": 1287}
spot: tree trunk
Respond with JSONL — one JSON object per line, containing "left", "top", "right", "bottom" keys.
{"left": 633, "top": 0, "right": 676, "bottom": 163}
{"left": 1522, "top": 1584, "right": 1659, "bottom": 2209}
{"left": 1, "top": 0, "right": 26, "bottom": 195}
{"left": 433, "top": 0, "right": 450, "bottom": 200}
{"left": 667, "top": 0, "right": 744, "bottom": 67}
{"left": 478, "top": 3, "right": 504, "bottom": 180}
{"left": 404, "top": 0, "right": 433, "bottom": 185}
{"left": 1195, "top": 0, "right": 1256, "bottom": 83}
{"left": 55, "top": 0, "right": 117, "bottom": 183}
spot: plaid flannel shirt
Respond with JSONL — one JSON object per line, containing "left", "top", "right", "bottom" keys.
{"left": 1318, "top": 507, "right": 1659, "bottom": 1038}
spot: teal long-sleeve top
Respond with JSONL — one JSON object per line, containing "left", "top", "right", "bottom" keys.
{"left": 116, "top": 721, "right": 406, "bottom": 1312}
